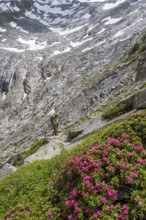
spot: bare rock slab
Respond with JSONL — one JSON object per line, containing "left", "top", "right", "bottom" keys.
{"left": 0, "top": 163, "right": 17, "bottom": 181}
{"left": 134, "top": 88, "right": 146, "bottom": 109}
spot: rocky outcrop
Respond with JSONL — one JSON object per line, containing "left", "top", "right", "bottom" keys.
{"left": 121, "top": 95, "right": 134, "bottom": 112}
{"left": 134, "top": 88, "right": 146, "bottom": 109}
{"left": 135, "top": 53, "right": 146, "bottom": 82}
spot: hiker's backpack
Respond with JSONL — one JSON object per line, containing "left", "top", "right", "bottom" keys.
{"left": 50, "top": 114, "right": 55, "bottom": 123}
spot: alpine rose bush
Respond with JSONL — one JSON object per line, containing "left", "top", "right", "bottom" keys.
{"left": 55, "top": 134, "right": 146, "bottom": 220}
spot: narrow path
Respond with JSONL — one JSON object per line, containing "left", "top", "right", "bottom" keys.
{"left": 24, "top": 110, "right": 136, "bottom": 164}
{"left": 24, "top": 133, "right": 69, "bottom": 164}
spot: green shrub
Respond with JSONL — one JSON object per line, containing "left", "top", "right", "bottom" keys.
{"left": 102, "top": 102, "right": 127, "bottom": 120}
{"left": 68, "top": 130, "right": 83, "bottom": 140}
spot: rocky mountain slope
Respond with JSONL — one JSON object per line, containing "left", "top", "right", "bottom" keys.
{"left": 0, "top": 0, "right": 146, "bottom": 167}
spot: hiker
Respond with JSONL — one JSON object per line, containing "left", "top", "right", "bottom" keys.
{"left": 50, "top": 113, "right": 59, "bottom": 135}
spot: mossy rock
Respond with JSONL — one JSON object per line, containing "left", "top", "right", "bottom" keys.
{"left": 133, "top": 88, "right": 146, "bottom": 110}
{"left": 68, "top": 130, "right": 83, "bottom": 140}
{"left": 135, "top": 53, "right": 146, "bottom": 82}
{"left": 102, "top": 102, "right": 127, "bottom": 120}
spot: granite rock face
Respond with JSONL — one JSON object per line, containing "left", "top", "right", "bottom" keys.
{"left": 0, "top": 0, "right": 146, "bottom": 166}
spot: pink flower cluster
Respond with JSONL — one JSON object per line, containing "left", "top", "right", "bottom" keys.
{"left": 100, "top": 197, "right": 107, "bottom": 204}
{"left": 108, "top": 138, "right": 121, "bottom": 146}
{"left": 57, "top": 133, "right": 146, "bottom": 219}
{"left": 119, "top": 163, "right": 130, "bottom": 172}
{"left": 107, "top": 186, "right": 117, "bottom": 201}
{"left": 127, "top": 172, "right": 138, "bottom": 184}
{"left": 93, "top": 210, "right": 101, "bottom": 218}
{"left": 118, "top": 205, "right": 129, "bottom": 220}
{"left": 105, "top": 204, "right": 116, "bottom": 211}
{"left": 128, "top": 151, "right": 135, "bottom": 157}
{"left": 135, "top": 146, "right": 144, "bottom": 152}
{"left": 121, "top": 133, "right": 130, "bottom": 138}
{"left": 3, "top": 209, "right": 31, "bottom": 220}
{"left": 70, "top": 188, "right": 78, "bottom": 198}
{"left": 48, "top": 211, "right": 53, "bottom": 217}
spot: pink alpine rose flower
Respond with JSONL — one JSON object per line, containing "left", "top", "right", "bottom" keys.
{"left": 48, "top": 212, "right": 53, "bottom": 217}
{"left": 93, "top": 210, "right": 101, "bottom": 218}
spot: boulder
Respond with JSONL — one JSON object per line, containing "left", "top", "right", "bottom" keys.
{"left": 0, "top": 163, "right": 17, "bottom": 181}
{"left": 135, "top": 55, "right": 146, "bottom": 82}
{"left": 133, "top": 88, "right": 146, "bottom": 109}
{"left": 69, "top": 120, "right": 91, "bottom": 140}
{"left": 120, "top": 94, "right": 134, "bottom": 111}
{"left": 71, "top": 114, "right": 107, "bottom": 142}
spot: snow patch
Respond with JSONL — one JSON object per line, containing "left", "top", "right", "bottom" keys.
{"left": 2, "top": 92, "right": 7, "bottom": 101}
{"left": 53, "top": 47, "right": 71, "bottom": 55}
{"left": 0, "top": 2, "right": 10, "bottom": 11}
{"left": 12, "top": 5, "right": 20, "bottom": 11}
{"left": 25, "top": 10, "right": 40, "bottom": 20}
{"left": 131, "top": 0, "right": 142, "bottom": 5}
{"left": 103, "top": 0, "right": 126, "bottom": 10}
{"left": 47, "top": 108, "right": 55, "bottom": 116}
{"left": 81, "top": 13, "right": 91, "bottom": 19}
{"left": 129, "top": 16, "right": 143, "bottom": 27}
{"left": 79, "top": 0, "right": 106, "bottom": 2}
{"left": 88, "top": 23, "right": 99, "bottom": 31}
{"left": 37, "top": 57, "right": 43, "bottom": 61}
{"left": 0, "top": 27, "right": 6, "bottom": 32}
{"left": 0, "top": 47, "right": 25, "bottom": 52}
{"left": 51, "top": 0, "right": 71, "bottom": 6}
{"left": 1, "top": 39, "right": 7, "bottom": 42}
{"left": 22, "top": 93, "right": 27, "bottom": 101}
{"left": 113, "top": 30, "right": 124, "bottom": 38}
{"left": 95, "top": 28, "right": 106, "bottom": 35}
{"left": 45, "top": 76, "right": 52, "bottom": 81}
{"left": 17, "top": 37, "right": 47, "bottom": 51}
{"left": 50, "top": 24, "right": 87, "bottom": 35}
{"left": 0, "top": 2, "right": 20, "bottom": 11}
{"left": 10, "top": 22, "right": 17, "bottom": 28}
{"left": 128, "top": 9, "right": 139, "bottom": 16}
{"left": 103, "top": 17, "right": 122, "bottom": 25}
{"left": 82, "top": 40, "right": 105, "bottom": 52}
{"left": 70, "top": 37, "right": 93, "bottom": 47}
{"left": 34, "top": 1, "right": 74, "bottom": 16}
{"left": 10, "top": 21, "right": 29, "bottom": 33}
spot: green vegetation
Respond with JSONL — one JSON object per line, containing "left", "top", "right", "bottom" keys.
{"left": 68, "top": 130, "right": 83, "bottom": 140}
{"left": 102, "top": 101, "right": 127, "bottom": 120}
{"left": 140, "top": 82, "right": 146, "bottom": 90}
{"left": 0, "top": 110, "right": 146, "bottom": 219}
{"left": 98, "top": 69, "right": 116, "bottom": 84}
